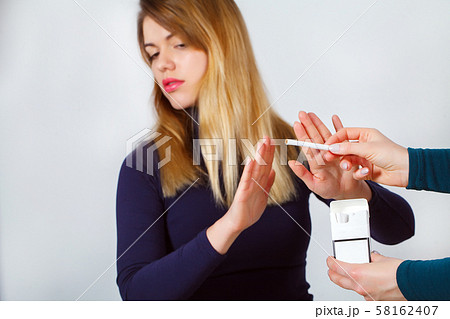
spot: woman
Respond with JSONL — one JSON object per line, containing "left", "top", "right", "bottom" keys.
{"left": 116, "top": 0, "right": 415, "bottom": 300}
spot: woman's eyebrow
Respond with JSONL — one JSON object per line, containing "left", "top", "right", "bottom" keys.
{"left": 144, "top": 33, "right": 174, "bottom": 47}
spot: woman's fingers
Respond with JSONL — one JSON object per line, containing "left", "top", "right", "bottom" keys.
{"left": 288, "top": 160, "right": 315, "bottom": 189}
{"left": 264, "top": 169, "right": 276, "bottom": 198}
{"left": 332, "top": 114, "right": 344, "bottom": 132}
{"left": 238, "top": 136, "right": 274, "bottom": 194}
{"left": 322, "top": 115, "right": 344, "bottom": 162}
{"left": 252, "top": 139, "right": 268, "bottom": 179}
{"left": 308, "top": 112, "right": 332, "bottom": 141}
{"left": 238, "top": 158, "right": 255, "bottom": 192}
{"left": 265, "top": 137, "right": 276, "bottom": 167}
{"left": 258, "top": 137, "right": 275, "bottom": 186}
{"left": 253, "top": 136, "right": 275, "bottom": 186}
{"left": 254, "top": 140, "right": 267, "bottom": 166}
{"left": 293, "top": 121, "right": 309, "bottom": 141}
{"left": 293, "top": 120, "right": 321, "bottom": 161}
{"left": 298, "top": 111, "right": 324, "bottom": 144}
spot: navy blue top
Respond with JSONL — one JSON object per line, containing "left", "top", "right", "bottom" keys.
{"left": 396, "top": 148, "right": 450, "bottom": 301}
{"left": 115, "top": 125, "right": 415, "bottom": 300}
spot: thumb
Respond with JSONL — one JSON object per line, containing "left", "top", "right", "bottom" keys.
{"left": 326, "top": 256, "right": 352, "bottom": 277}
{"left": 288, "top": 160, "right": 314, "bottom": 189}
{"left": 329, "top": 141, "right": 371, "bottom": 159}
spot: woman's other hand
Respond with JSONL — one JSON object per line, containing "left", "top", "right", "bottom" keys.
{"left": 327, "top": 252, "right": 406, "bottom": 301}
{"left": 325, "top": 128, "right": 409, "bottom": 187}
{"left": 288, "top": 111, "right": 372, "bottom": 201}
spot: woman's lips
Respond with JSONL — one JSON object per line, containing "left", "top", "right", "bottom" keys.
{"left": 162, "top": 78, "right": 185, "bottom": 93}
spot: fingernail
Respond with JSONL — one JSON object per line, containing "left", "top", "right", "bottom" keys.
{"left": 361, "top": 168, "right": 369, "bottom": 175}
{"left": 371, "top": 250, "right": 380, "bottom": 255}
{"left": 329, "top": 144, "right": 340, "bottom": 153}
{"left": 340, "top": 162, "right": 348, "bottom": 170}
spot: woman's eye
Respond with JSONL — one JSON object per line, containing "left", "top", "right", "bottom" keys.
{"left": 176, "top": 43, "right": 186, "bottom": 48}
{"left": 150, "top": 52, "right": 159, "bottom": 60}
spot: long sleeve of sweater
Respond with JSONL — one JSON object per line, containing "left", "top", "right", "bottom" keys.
{"left": 407, "top": 148, "right": 450, "bottom": 193}
{"left": 115, "top": 152, "right": 226, "bottom": 300}
{"left": 396, "top": 148, "right": 450, "bottom": 300}
{"left": 397, "top": 258, "right": 450, "bottom": 300}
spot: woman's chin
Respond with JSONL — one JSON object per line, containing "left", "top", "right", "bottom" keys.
{"left": 166, "top": 98, "right": 195, "bottom": 110}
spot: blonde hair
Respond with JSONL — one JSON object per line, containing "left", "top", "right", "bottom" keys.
{"left": 137, "top": 0, "right": 300, "bottom": 207}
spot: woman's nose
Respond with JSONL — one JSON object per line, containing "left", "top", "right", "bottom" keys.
{"left": 155, "top": 51, "right": 175, "bottom": 72}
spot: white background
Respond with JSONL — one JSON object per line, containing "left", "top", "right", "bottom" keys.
{"left": 0, "top": 0, "right": 449, "bottom": 300}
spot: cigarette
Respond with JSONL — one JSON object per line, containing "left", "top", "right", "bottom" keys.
{"left": 285, "top": 139, "right": 330, "bottom": 151}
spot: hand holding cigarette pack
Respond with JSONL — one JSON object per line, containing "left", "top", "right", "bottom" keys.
{"left": 330, "top": 199, "right": 371, "bottom": 264}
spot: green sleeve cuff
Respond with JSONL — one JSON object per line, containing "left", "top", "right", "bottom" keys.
{"left": 397, "top": 258, "right": 450, "bottom": 300}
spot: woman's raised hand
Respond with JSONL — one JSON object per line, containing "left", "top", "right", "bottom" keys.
{"left": 224, "top": 136, "right": 276, "bottom": 233}
{"left": 288, "top": 111, "right": 372, "bottom": 201}
{"left": 207, "top": 136, "right": 276, "bottom": 254}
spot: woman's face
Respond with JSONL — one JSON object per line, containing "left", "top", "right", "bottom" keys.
{"left": 142, "top": 17, "right": 208, "bottom": 110}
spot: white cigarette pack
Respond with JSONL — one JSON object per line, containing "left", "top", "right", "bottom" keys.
{"left": 330, "top": 199, "right": 371, "bottom": 264}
